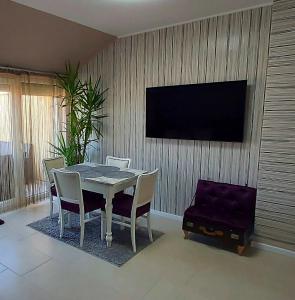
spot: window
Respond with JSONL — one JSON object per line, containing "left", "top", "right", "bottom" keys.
{"left": 0, "top": 74, "right": 64, "bottom": 212}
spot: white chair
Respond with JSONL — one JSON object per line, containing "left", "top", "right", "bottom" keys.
{"left": 52, "top": 169, "right": 105, "bottom": 247}
{"left": 43, "top": 157, "right": 65, "bottom": 218}
{"left": 106, "top": 155, "right": 131, "bottom": 169}
{"left": 106, "top": 156, "right": 132, "bottom": 229}
{"left": 101, "top": 169, "right": 158, "bottom": 252}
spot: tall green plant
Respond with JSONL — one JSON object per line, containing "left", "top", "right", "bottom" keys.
{"left": 51, "top": 63, "right": 107, "bottom": 165}
{"left": 79, "top": 77, "right": 107, "bottom": 160}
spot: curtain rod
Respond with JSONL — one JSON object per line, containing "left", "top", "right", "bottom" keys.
{"left": 0, "top": 65, "right": 57, "bottom": 78}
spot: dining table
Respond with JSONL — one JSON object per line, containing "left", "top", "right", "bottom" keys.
{"left": 63, "top": 162, "right": 146, "bottom": 247}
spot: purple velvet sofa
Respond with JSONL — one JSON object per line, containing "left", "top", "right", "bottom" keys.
{"left": 182, "top": 180, "right": 256, "bottom": 255}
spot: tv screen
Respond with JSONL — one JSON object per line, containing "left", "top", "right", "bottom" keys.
{"left": 146, "top": 80, "right": 247, "bottom": 142}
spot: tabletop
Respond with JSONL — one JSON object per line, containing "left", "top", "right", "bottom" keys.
{"left": 64, "top": 162, "right": 146, "bottom": 185}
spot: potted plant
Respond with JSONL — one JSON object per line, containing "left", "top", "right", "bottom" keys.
{"left": 51, "top": 63, "right": 107, "bottom": 165}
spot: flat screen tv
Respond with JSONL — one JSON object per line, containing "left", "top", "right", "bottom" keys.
{"left": 146, "top": 80, "right": 247, "bottom": 142}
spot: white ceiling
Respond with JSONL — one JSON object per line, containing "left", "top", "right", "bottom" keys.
{"left": 12, "top": 0, "right": 272, "bottom": 37}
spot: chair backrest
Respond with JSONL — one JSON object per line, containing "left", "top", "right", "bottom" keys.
{"left": 52, "top": 169, "right": 83, "bottom": 206}
{"left": 106, "top": 155, "right": 131, "bottom": 169}
{"left": 133, "top": 169, "right": 159, "bottom": 208}
{"left": 43, "top": 157, "right": 65, "bottom": 183}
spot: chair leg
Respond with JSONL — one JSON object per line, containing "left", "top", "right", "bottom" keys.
{"left": 120, "top": 216, "right": 125, "bottom": 230}
{"left": 64, "top": 212, "right": 73, "bottom": 228}
{"left": 80, "top": 215, "right": 85, "bottom": 248}
{"left": 100, "top": 211, "right": 106, "bottom": 240}
{"left": 59, "top": 209, "right": 64, "bottom": 238}
{"left": 67, "top": 213, "right": 72, "bottom": 228}
{"left": 147, "top": 212, "right": 153, "bottom": 242}
{"left": 131, "top": 217, "right": 137, "bottom": 253}
{"left": 49, "top": 194, "right": 54, "bottom": 218}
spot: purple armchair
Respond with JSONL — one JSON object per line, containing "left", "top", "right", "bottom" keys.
{"left": 182, "top": 180, "right": 256, "bottom": 255}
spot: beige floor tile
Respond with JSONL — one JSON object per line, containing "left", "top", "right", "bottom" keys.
{"left": 0, "top": 223, "right": 38, "bottom": 242}
{"left": 143, "top": 278, "right": 186, "bottom": 300}
{"left": 184, "top": 255, "right": 295, "bottom": 300}
{"left": 1, "top": 201, "right": 295, "bottom": 300}
{"left": 23, "top": 232, "right": 88, "bottom": 264}
{"left": 110, "top": 265, "right": 161, "bottom": 298}
{"left": 24, "top": 259, "right": 72, "bottom": 292}
{"left": 0, "top": 263, "right": 7, "bottom": 273}
{"left": 24, "top": 258, "right": 128, "bottom": 300}
{"left": 0, "top": 238, "right": 51, "bottom": 275}
{"left": 0, "top": 269, "right": 54, "bottom": 300}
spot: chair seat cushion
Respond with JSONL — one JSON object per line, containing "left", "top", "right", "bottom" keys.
{"left": 105, "top": 193, "right": 150, "bottom": 218}
{"left": 61, "top": 190, "right": 105, "bottom": 214}
{"left": 184, "top": 205, "right": 252, "bottom": 231}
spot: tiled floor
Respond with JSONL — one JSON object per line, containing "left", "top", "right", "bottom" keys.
{"left": 0, "top": 201, "right": 294, "bottom": 300}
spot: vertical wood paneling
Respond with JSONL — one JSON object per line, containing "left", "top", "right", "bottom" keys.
{"left": 119, "top": 39, "right": 126, "bottom": 157}
{"left": 113, "top": 41, "right": 121, "bottom": 156}
{"left": 179, "top": 23, "right": 195, "bottom": 213}
{"left": 256, "top": 0, "right": 295, "bottom": 250}
{"left": 159, "top": 28, "right": 171, "bottom": 213}
{"left": 129, "top": 36, "right": 136, "bottom": 170}
{"left": 168, "top": 26, "right": 182, "bottom": 214}
{"left": 238, "top": 11, "right": 252, "bottom": 185}
{"left": 84, "top": 7, "right": 271, "bottom": 216}
{"left": 199, "top": 20, "right": 210, "bottom": 182}
{"left": 229, "top": 13, "right": 243, "bottom": 185}
{"left": 207, "top": 17, "right": 218, "bottom": 182}
{"left": 151, "top": 32, "right": 162, "bottom": 211}
{"left": 103, "top": 46, "right": 115, "bottom": 159}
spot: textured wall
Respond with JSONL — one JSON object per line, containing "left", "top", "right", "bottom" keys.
{"left": 256, "top": 0, "right": 295, "bottom": 250}
{"left": 82, "top": 6, "right": 272, "bottom": 216}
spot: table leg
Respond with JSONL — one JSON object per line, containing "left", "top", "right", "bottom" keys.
{"left": 105, "top": 192, "right": 114, "bottom": 247}
{"left": 65, "top": 212, "right": 72, "bottom": 228}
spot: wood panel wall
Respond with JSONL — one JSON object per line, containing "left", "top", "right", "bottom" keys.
{"left": 256, "top": 0, "right": 295, "bottom": 250}
{"left": 81, "top": 6, "right": 272, "bottom": 216}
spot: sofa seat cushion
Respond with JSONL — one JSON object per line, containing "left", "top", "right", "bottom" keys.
{"left": 61, "top": 190, "right": 105, "bottom": 214}
{"left": 184, "top": 205, "right": 252, "bottom": 231}
{"left": 195, "top": 180, "right": 256, "bottom": 216}
{"left": 105, "top": 193, "right": 150, "bottom": 218}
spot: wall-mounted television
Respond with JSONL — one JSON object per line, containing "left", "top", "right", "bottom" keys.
{"left": 146, "top": 80, "right": 247, "bottom": 142}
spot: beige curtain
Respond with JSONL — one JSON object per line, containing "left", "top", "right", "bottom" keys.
{"left": 0, "top": 73, "right": 65, "bottom": 213}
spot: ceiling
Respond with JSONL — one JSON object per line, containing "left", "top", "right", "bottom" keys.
{"left": 12, "top": 0, "right": 272, "bottom": 37}
{"left": 0, "top": 0, "right": 115, "bottom": 73}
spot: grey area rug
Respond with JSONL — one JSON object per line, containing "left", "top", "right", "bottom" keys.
{"left": 28, "top": 214, "right": 163, "bottom": 267}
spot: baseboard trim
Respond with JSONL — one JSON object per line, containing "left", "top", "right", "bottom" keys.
{"left": 150, "top": 209, "right": 183, "bottom": 222}
{"left": 150, "top": 209, "right": 295, "bottom": 257}
{"left": 251, "top": 241, "right": 295, "bottom": 257}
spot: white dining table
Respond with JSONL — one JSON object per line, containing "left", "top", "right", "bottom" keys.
{"left": 66, "top": 162, "right": 146, "bottom": 247}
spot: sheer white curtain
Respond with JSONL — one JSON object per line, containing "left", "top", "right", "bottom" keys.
{"left": 0, "top": 73, "right": 65, "bottom": 213}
